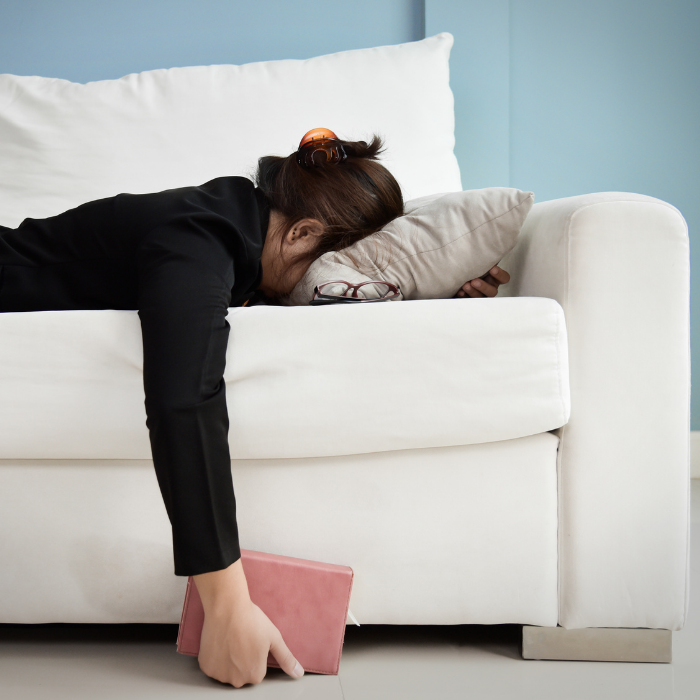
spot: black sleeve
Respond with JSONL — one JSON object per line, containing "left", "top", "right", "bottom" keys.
{"left": 136, "top": 223, "right": 240, "bottom": 577}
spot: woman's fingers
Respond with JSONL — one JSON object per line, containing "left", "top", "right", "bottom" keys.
{"left": 469, "top": 278, "right": 498, "bottom": 297}
{"left": 457, "top": 282, "right": 483, "bottom": 298}
{"left": 488, "top": 266, "right": 510, "bottom": 284}
{"left": 269, "top": 629, "right": 304, "bottom": 679}
{"left": 455, "top": 266, "right": 511, "bottom": 298}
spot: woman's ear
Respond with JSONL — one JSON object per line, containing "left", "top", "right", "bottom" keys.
{"left": 285, "top": 218, "right": 324, "bottom": 248}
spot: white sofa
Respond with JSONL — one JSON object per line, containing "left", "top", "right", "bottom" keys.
{"left": 0, "top": 33, "right": 690, "bottom": 662}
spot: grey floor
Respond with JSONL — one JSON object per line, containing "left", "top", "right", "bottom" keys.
{"left": 2, "top": 483, "right": 699, "bottom": 699}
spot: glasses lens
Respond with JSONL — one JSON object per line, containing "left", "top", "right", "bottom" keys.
{"left": 317, "top": 282, "right": 351, "bottom": 298}
{"left": 355, "top": 282, "right": 395, "bottom": 299}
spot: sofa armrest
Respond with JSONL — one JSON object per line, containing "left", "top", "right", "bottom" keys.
{"left": 498, "top": 192, "right": 691, "bottom": 630}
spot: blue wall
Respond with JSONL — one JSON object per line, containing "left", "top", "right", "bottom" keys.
{"left": 426, "top": 0, "right": 700, "bottom": 427}
{"left": 0, "top": 0, "right": 424, "bottom": 81}
{"left": 2, "top": 0, "right": 699, "bottom": 426}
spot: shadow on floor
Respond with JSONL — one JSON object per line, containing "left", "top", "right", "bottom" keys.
{"left": 343, "top": 623, "right": 522, "bottom": 660}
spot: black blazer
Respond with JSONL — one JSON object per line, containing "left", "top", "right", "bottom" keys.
{"left": 0, "top": 176, "right": 271, "bottom": 576}
{"left": 0, "top": 175, "right": 269, "bottom": 311}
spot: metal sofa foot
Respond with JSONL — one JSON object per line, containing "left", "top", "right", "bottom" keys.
{"left": 522, "top": 625, "right": 672, "bottom": 663}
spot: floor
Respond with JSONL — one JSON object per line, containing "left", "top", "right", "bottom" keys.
{"left": 2, "top": 483, "right": 699, "bottom": 699}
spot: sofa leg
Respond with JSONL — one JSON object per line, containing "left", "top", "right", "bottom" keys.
{"left": 522, "top": 625, "right": 672, "bottom": 663}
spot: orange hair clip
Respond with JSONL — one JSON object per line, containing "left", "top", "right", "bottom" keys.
{"left": 296, "top": 127, "right": 347, "bottom": 167}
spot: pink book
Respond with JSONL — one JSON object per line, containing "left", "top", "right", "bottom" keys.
{"left": 176, "top": 548, "right": 354, "bottom": 675}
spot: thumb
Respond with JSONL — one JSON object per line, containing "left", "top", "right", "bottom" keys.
{"left": 269, "top": 630, "right": 304, "bottom": 679}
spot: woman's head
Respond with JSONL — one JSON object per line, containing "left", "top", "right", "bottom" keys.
{"left": 255, "top": 132, "right": 404, "bottom": 297}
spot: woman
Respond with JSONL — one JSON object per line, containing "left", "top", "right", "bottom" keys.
{"left": 0, "top": 129, "right": 509, "bottom": 688}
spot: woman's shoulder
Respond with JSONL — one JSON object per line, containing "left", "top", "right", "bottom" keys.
{"left": 198, "top": 175, "right": 255, "bottom": 193}
{"left": 194, "top": 176, "right": 266, "bottom": 212}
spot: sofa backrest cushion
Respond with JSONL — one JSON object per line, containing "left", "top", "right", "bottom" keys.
{"left": 285, "top": 188, "right": 535, "bottom": 305}
{"left": 0, "top": 33, "right": 460, "bottom": 228}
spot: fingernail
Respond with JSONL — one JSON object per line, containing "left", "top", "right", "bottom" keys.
{"left": 492, "top": 266, "right": 499, "bottom": 273}
{"left": 472, "top": 280, "right": 481, "bottom": 287}
{"left": 292, "top": 661, "right": 304, "bottom": 678}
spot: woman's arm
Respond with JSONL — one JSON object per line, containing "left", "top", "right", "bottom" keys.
{"left": 136, "top": 226, "right": 302, "bottom": 686}
{"left": 137, "top": 250, "right": 239, "bottom": 575}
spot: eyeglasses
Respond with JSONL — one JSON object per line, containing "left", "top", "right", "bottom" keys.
{"left": 310, "top": 280, "right": 401, "bottom": 305}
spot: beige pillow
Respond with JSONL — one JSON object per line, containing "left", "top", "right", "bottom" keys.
{"left": 284, "top": 188, "right": 534, "bottom": 305}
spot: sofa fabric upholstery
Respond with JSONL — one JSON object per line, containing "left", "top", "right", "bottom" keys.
{"left": 0, "top": 297, "right": 570, "bottom": 460}
{"left": 498, "top": 193, "right": 690, "bottom": 630}
{"left": 0, "top": 433, "right": 559, "bottom": 625}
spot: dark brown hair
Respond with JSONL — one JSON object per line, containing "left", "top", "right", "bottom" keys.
{"left": 254, "top": 134, "right": 404, "bottom": 272}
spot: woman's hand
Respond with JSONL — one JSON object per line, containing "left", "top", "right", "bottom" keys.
{"left": 455, "top": 265, "right": 511, "bottom": 298}
{"left": 193, "top": 559, "right": 304, "bottom": 688}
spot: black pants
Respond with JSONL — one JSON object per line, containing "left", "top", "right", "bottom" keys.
{"left": 0, "top": 222, "right": 242, "bottom": 577}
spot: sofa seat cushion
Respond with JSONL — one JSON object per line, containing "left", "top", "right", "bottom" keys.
{"left": 0, "top": 297, "right": 569, "bottom": 460}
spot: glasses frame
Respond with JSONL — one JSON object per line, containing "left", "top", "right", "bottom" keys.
{"left": 311, "top": 280, "right": 401, "bottom": 305}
